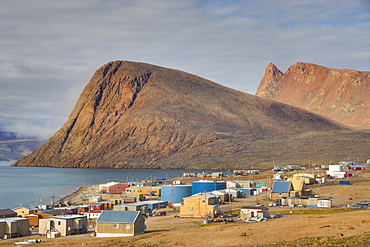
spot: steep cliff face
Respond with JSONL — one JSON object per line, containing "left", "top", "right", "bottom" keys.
{"left": 256, "top": 62, "right": 370, "bottom": 129}
{"left": 13, "top": 61, "right": 346, "bottom": 169}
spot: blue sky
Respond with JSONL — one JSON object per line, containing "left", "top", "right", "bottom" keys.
{"left": 0, "top": 0, "right": 369, "bottom": 139}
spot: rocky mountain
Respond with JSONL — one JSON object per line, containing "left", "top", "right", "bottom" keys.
{"left": 12, "top": 61, "right": 370, "bottom": 169}
{"left": 256, "top": 62, "right": 370, "bottom": 129}
{"left": 0, "top": 131, "right": 44, "bottom": 161}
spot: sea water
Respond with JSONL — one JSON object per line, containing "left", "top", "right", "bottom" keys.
{"left": 0, "top": 161, "right": 225, "bottom": 209}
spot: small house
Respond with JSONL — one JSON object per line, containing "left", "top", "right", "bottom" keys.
{"left": 39, "top": 215, "right": 88, "bottom": 236}
{"left": 180, "top": 192, "right": 221, "bottom": 219}
{"left": 271, "top": 181, "right": 293, "bottom": 199}
{"left": 0, "top": 217, "right": 30, "bottom": 239}
{"left": 95, "top": 211, "right": 145, "bottom": 237}
{"left": 85, "top": 210, "right": 102, "bottom": 219}
{"left": 240, "top": 206, "right": 269, "bottom": 220}
{"left": 13, "top": 206, "right": 38, "bottom": 218}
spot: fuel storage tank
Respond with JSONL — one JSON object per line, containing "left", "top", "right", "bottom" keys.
{"left": 192, "top": 180, "right": 226, "bottom": 194}
{"left": 161, "top": 185, "right": 193, "bottom": 203}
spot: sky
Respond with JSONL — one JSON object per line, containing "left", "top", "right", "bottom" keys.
{"left": 0, "top": 0, "right": 369, "bottom": 139}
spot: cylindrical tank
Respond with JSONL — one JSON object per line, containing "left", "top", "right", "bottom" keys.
{"left": 161, "top": 185, "right": 192, "bottom": 203}
{"left": 329, "top": 165, "right": 343, "bottom": 172}
{"left": 191, "top": 180, "right": 226, "bottom": 194}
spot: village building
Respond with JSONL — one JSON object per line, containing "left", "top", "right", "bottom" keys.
{"left": 13, "top": 206, "right": 38, "bottom": 218}
{"left": 221, "top": 188, "right": 244, "bottom": 198}
{"left": 53, "top": 206, "right": 78, "bottom": 215}
{"left": 39, "top": 215, "right": 88, "bottom": 237}
{"left": 121, "top": 192, "right": 146, "bottom": 202}
{"left": 281, "top": 198, "right": 332, "bottom": 208}
{"left": 209, "top": 190, "right": 232, "bottom": 203}
{"left": 135, "top": 200, "right": 167, "bottom": 211}
{"left": 25, "top": 212, "right": 53, "bottom": 227}
{"left": 125, "top": 186, "right": 161, "bottom": 196}
{"left": 113, "top": 203, "right": 148, "bottom": 215}
{"left": 85, "top": 210, "right": 102, "bottom": 219}
{"left": 0, "top": 217, "right": 30, "bottom": 239}
{"left": 326, "top": 164, "right": 348, "bottom": 178}
{"left": 287, "top": 177, "right": 312, "bottom": 197}
{"left": 347, "top": 165, "right": 367, "bottom": 170}
{"left": 227, "top": 180, "right": 256, "bottom": 189}
{"left": 240, "top": 206, "right": 269, "bottom": 220}
{"left": 0, "top": 209, "right": 17, "bottom": 218}
{"left": 270, "top": 181, "right": 293, "bottom": 199}
{"left": 99, "top": 182, "right": 129, "bottom": 194}
{"left": 95, "top": 211, "right": 145, "bottom": 237}
{"left": 238, "top": 188, "right": 256, "bottom": 196}
{"left": 179, "top": 192, "right": 221, "bottom": 219}
{"left": 119, "top": 197, "right": 137, "bottom": 204}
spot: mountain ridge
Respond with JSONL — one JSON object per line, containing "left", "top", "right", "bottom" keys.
{"left": 13, "top": 61, "right": 370, "bottom": 169}
{"left": 256, "top": 62, "right": 370, "bottom": 129}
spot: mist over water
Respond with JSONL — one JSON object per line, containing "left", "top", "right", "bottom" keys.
{"left": 0, "top": 161, "right": 224, "bottom": 209}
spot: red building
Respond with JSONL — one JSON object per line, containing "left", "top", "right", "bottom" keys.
{"left": 100, "top": 182, "right": 129, "bottom": 194}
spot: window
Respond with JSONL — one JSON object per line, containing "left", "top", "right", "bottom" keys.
{"left": 114, "top": 224, "right": 119, "bottom": 229}
{"left": 201, "top": 200, "right": 206, "bottom": 204}
{"left": 190, "top": 206, "right": 194, "bottom": 212}
{"left": 125, "top": 224, "right": 130, "bottom": 229}
{"left": 58, "top": 221, "right": 61, "bottom": 226}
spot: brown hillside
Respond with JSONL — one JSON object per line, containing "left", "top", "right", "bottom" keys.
{"left": 12, "top": 61, "right": 370, "bottom": 169}
{"left": 256, "top": 62, "right": 370, "bottom": 129}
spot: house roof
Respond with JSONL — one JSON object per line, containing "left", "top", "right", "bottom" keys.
{"left": 13, "top": 206, "right": 36, "bottom": 211}
{"left": 97, "top": 211, "right": 140, "bottom": 224}
{"left": 241, "top": 206, "right": 268, "bottom": 210}
{"left": 0, "top": 209, "right": 16, "bottom": 216}
{"left": 271, "top": 181, "right": 292, "bottom": 193}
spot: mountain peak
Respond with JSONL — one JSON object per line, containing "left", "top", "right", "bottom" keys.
{"left": 13, "top": 61, "right": 346, "bottom": 169}
{"left": 256, "top": 62, "right": 370, "bottom": 129}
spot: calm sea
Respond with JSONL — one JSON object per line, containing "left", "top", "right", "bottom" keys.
{"left": 0, "top": 161, "right": 225, "bottom": 209}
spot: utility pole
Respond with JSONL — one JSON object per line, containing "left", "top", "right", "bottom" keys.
{"left": 51, "top": 196, "right": 55, "bottom": 215}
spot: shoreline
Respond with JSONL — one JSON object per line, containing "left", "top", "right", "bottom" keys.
{"left": 59, "top": 186, "right": 88, "bottom": 204}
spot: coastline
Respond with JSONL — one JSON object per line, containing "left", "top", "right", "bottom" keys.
{"left": 59, "top": 186, "right": 89, "bottom": 204}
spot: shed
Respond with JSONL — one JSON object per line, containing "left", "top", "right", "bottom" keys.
{"left": 240, "top": 206, "right": 269, "bottom": 220}
{"left": 96, "top": 211, "right": 145, "bottom": 237}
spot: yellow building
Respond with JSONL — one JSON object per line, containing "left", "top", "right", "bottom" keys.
{"left": 125, "top": 186, "right": 161, "bottom": 196}
{"left": 13, "top": 206, "right": 38, "bottom": 218}
{"left": 179, "top": 193, "right": 221, "bottom": 219}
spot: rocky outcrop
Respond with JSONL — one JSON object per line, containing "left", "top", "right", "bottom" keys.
{"left": 256, "top": 62, "right": 370, "bottom": 129}
{"left": 13, "top": 61, "right": 351, "bottom": 169}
